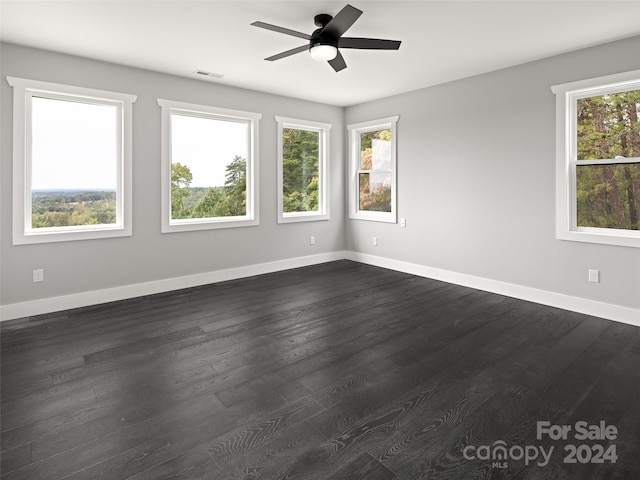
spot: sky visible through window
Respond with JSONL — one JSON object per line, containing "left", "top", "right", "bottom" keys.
{"left": 170, "top": 113, "right": 248, "bottom": 188}
{"left": 31, "top": 96, "right": 118, "bottom": 191}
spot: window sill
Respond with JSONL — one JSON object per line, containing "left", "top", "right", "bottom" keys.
{"left": 161, "top": 217, "right": 259, "bottom": 233}
{"left": 349, "top": 211, "right": 397, "bottom": 224}
{"left": 14, "top": 225, "right": 131, "bottom": 245}
{"left": 278, "top": 212, "right": 329, "bottom": 224}
{"left": 557, "top": 228, "right": 640, "bottom": 249}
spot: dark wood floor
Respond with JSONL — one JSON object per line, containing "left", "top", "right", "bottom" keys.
{"left": 1, "top": 260, "right": 639, "bottom": 480}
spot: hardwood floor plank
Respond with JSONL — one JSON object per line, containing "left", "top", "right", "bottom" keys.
{"left": 0, "top": 385, "right": 97, "bottom": 432}
{"left": 0, "top": 444, "right": 31, "bottom": 476}
{"left": 326, "top": 452, "right": 396, "bottom": 480}
{"left": 175, "top": 420, "right": 329, "bottom": 480}
{"left": 30, "top": 374, "right": 225, "bottom": 464}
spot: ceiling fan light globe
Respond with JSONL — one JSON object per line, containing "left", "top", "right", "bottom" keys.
{"left": 309, "top": 44, "right": 338, "bottom": 61}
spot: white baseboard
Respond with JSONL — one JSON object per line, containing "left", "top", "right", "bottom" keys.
{"left": 345, "top": 251, "right": 640, "bottom": 328}
{"left": 2, "top": 250, "right": 638, "bottom": 328}
{"left": 0, "top": 251, "right": 347, "bottom": 321}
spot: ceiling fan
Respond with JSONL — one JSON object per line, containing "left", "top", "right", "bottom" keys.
{"left": 251, "top": 4, "right": 401, "bottom": 72}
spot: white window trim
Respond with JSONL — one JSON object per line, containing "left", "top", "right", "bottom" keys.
{"left": 347, "top": 116, "right": 399, "bottom": 223}
{"left": 551, "top": 70, "right": 640, "bottom": 249}
{"left": 7, "top": 76, "right": 136, "bottom": 245}
{"left": 157, "top": 99, "right": 261, "bottom": 233}
{"left": 275, "top": 116, "right": 331, "bottom": 224}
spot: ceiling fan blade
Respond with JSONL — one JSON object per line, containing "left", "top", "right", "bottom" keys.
{"left": 339, "top": 37, "right": 401, "bottom": 50}
{"left": 322, "top": 4, "right": 362, "bottom": 39}
{"left": 251, "top": 21, "right": 311, "bottom": 40}
{"left": 328, "top": 51, "right": 347, "bottom": 72}
{"left": 265, "top": 44, "right": 309, "bottom": 61}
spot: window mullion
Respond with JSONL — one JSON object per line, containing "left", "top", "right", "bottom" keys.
{"left": 576, "top": 158, "right": 640, "bottom": 166}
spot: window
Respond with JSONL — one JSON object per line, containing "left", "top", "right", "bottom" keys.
{"left": 276, "top": 116, "right": 331, "bottom": 223}
{"left": 552, "top": 71, "right": 640, "bottom": 248}
{"left": 158, "top": 99, "right": 261, "bottom": 232}
{"left": 7, "top": 77, "right": 136, "bottom": 245}
{"left": 348, "top": 116, "right": 398, "bottom": 223}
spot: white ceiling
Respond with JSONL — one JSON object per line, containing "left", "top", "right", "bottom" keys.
{"left": 2, "top": 1, "right": 640, "bottom": 107}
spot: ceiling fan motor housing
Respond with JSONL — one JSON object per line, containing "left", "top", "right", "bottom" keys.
{"left": 311, "top": 14, "right": 338, "bottom": 50}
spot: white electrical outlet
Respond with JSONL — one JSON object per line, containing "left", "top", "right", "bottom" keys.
{"left": 33, "top": 269, "right": 44, "bottom": 283}
{"left": 309, "top": 236, "right": 315, "bottom": 245}
{"left": 372, "top": 236, "right": 378, "bottom": 246}
{"left": 588, "top": 269, "right": 600, "bottom": 283}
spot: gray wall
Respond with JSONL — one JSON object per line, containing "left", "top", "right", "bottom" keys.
{"left": 0, "top": 43, "right": 345, "bottom": 306}
{"left": 344, "top": 35, "right": 640, "bottom": 311}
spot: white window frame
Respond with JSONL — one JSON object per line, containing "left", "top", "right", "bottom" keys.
{"left": 348, "top": 116, "right": 399, "bottom": 223}
{"left": 158, "top": 99, "right": 261, "bottom": 233}
{"left": 7, "top": 76, "right": 136, "bottom": 245}
{"left": 552, "top": 70, "right": 640, "bottom": 248}
{"left": 276, "top": 116, "right": 331, "bottom": 224}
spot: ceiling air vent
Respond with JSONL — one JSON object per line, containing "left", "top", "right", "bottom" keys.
{"left": 194, "top": 70, "right": 224, "bottom": 79}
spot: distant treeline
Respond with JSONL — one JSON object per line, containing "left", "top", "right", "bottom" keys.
{"left": 32, "top": 190, "right": 116, "bottom": 228}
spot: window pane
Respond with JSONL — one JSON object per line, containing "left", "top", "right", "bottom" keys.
{"left": 170, "top": 113, "right": 248, "bottom": 219}
{"left": 360, "top": 129, "right": 392, "bottom": 170}
{"left": 282, "top": 128, "right": 320, "bottom": 213}
{"left": 31, "top": 96, "right": 118, "bottom": 228}
{"left": 577, "top": 90, "right": 640, "bottom": 161}
{"left": 576, "top": 163, "right": 640, "bottom": 230}
{"left": 359, "top": 172, "right": 392, "bottom": 212}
